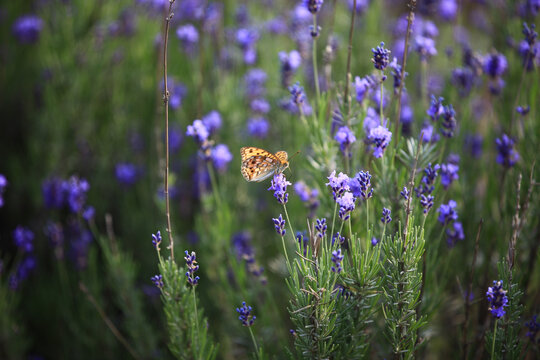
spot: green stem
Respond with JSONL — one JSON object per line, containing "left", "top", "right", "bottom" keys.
{"left": 330, "top": 202, "right": 338, "bottom": 240}
{"left": 380, "top": 70, "right": 384, "bottom": 124}
{"left": 282, "top": 204, "right": 296, "bottom": 242}
{"left": 421, "top": 59, "right": 428, "bottom": 110}
{"left": 491, "top": 319, "right": 498, "bottom": 360}
{"left": 248, "top": 326, "right": 260, "bottom": 359}
{"left": 312, "top": 14, "right": 321, "bottom": 106}
{"left": 280, "top": 235, "right": 291, "bottom": 272}
{"left": 366, "top": 199, "right": 370, "bottom": 240}
{"left": 193, "top": 287, "right": 200, "bottom": 350}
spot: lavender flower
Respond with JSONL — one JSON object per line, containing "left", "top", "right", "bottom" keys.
{"left": 522, "top": 22, "right": 537, "bottom": 46}
{"left": 8, "top": 255, "right": 37, "bottom": 290}
{"left": 272, "top": 214, "right": 286, "bottom": 236}
{"left": 336, "top": 192, "right": 356, "bottom": 221}
{"left": 232, "top": 232, "right": 265, "bottom": 281}
{"left": 415, "top": 163, "right": 440, "bottom": 196}
{"left": 167, "top": 79, "right": 187, "bottom": 110}
{"left": 211, "top": 144, "right": 233, "bottom": 172}
{"left": 363, "top": 107, "right": 380, "bottom": 135}
{"left": 372, "top": 42, "right": 391, "bottom": 70}
{"left": 12, "top": 15, "right": 43, "bottom": 44}
{"left": 297, "top": 231, "right": 309, "bottom": 255}
{"left": 400, "top": 186, "right": 409, "bottom": 200}
{"left": 268, "top": 173, "right": 292, "bottom": 204}
{"left": 354, "top": 75, "right": 377, "bottom": 104}
{"left": 381, "top": 208, "right": 392, "bottom": 224}
{"left": 186, "top": 119, "right": 210, "bottom": 144}
{"left": 437, "top": 200, "right": 458, "bottom": 225}
{"left": 305, "top": 0, "right": 324, "bottom": 14}
{"left": 440, "top": 104, "right": 457, "bottom": 137}
{"left": 525, "top": 315, "right": 540, "bottom": 342}
{"left": 371, "top": 237, "right": 380, "bottom": 246}
{"left": 438, "top": 0, "right": 458, "bottom": 21}
{"left": 441, "top": 162, "right": 459, "bottom": 189}
{"left": 414, "top": 35, "right": 437, "bottom": 60}
{"left": 486, "top": 280, "right": 508, "bottom": 318}
{"left": 83, "top": 206, "right": 95, "bottom": 221}
{"left": 289, "top": 82, "right": 306, "bottom": 106}
{"left": 247, "top": 117, "right": 270, "bottom": 139}
{"left": 427, "top": 95, "right": 444, "bottom": 122}
{"left": 420, "top": 122, "right": 440, "bottom": 144}
{"left": 13, "top": 226, "right": 34, "bottom": 253}
{"left": 349, "top": 171, "right": 373, "bottom": 200}
{"left": 236, "top": 28, "right": 259, "bottom": 65}
{"left": 334, "top": 126, "right": 356, "bottom": 157}
{"left": 66, "top": 177, "right": 90, "bottom": 214}
{"left": 516, "top": 105, "right": 530, "bottom": 116}
{"left": 420, "top": 194, "right": 434, "bottom": 214}
{"left": 348, "top": 0, "right": 369, "bottom": 13}
{"left": 483, "top": 53, "right": 508, "bottom": 78}
{"left": 0, "top": 174, "right": 7, "bottom": 207}
{"left": 326, "top": 171, "right": 350, "bottom": 200}
{"left": 446, "top": 221, "right": 465, "bottom": 247}
{"left": 250, "top": 99, "right": 270, "bottom": 114}
{"left": 368, "top": 125, "right": 392, "bottom": 158}
{"left": 294, "top": 182, "right": 320, "bottom": 215}
{"left": 152, "top": 231, "right": 162, "bottom": 250}
{"left": 279, "top": 50, "right": 302, "bottom": 87}
{"left": 202, "top": 110, "right": 222, "bottom": 134}
{"left": 176, "top": 24, "right": 199, "bottom": 53}
{"left": 151, "top": 275, "right": 163, "bottom": 288}
{"left": 245, "top": 69, "right": 267, "bottom": 98}
{"left": 331, "top": 249, "right": 344, "bottom": 273}
{"left": 315, "top": 218, "right": 327, "bottom": 239}
{"left": 236, "top": 302, "right": 256, "bottom": 326}
{"left": 332, "top": 232, "right": 346, "bottom": 246}
{"left": 184, "top": 250, "right": 200, "bottom": 286}
{"left": 495, "top": 134, "right": 520, "bottom": 168}
{"left": 115, "top": 163, "right": 139, "bottom": 186}
{"left": 451, "top": 67, "right": 475, "bottom": 97}
{"left": 389, "top": 57, "right": 407, "bottom": 94}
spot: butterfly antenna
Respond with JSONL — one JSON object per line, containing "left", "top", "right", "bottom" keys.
{"left": 289, "top": 150, "right": 301, "bottom": 162}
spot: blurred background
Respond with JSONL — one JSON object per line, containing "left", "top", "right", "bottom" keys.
{"left": 1, "top": 0, "right": 539, "bottom": 359}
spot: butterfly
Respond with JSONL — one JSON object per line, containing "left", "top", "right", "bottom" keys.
{"left": 240, "top": 147, "right": 290, "bottom": 182}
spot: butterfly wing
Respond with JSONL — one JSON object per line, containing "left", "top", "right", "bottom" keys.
{"left": 240, "top": 147, "right": 280, "bottom": 182}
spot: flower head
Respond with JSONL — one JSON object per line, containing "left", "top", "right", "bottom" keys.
{"left": 440, "top": 104, "right": 457, "bottom": 138}
{"left": 371, "top": 237, "right": 380, "bottom": 246}
{"left": 115, "top": 163, "right": 140, "bottom": 186}
{"left": 427, "top": 95, "right": 444, "bottom": 122}
{"left": 176, "top": 24, "right": 199, "bottom": 53}
{"left": 184, "top": 250, "right": 200, "bottom": 286}
{"left": 0, "top": 174, "right": 7, "bottom": 208}
{"left": 152, "top": 231, "right": 162, "bottom": 250}
{"left": 389, "top": 57, "right": 407, "bottom": 93}
{"left": 486, "top": 280, "right": 508, "bottom": 318}
{"left": 437, "top": 200, "right": 458, "bottom": 225}
{"left": 516, "top": 105, "right": 530, "bottom": 116}
{"left": 151, "top": 274, "right": 163, "bottom": 288}
{"left": 334, "top": 126, "right": 356, "bottom": 157}
{"left": 272, "top": 214, "right": 286, "bottom": 236}
{"left": 268, "top": 173, "right": 292, "bottom": 204}
{"left": 279, "top": 50, "right": 302, "bottom": 87}
{"left": 331, "top": 249, "right": 344, "bottom": 273}
{"left": 12, "top": 15, "right": 43, "bottom": 44}
{"left": 483, "top": 53, "right": 508, "bottom": 78}
{"left": 336, "top": 192, "right": 356, "bottom": 221}
{"left": 349, "top": 171, "right": 373, "bottom": 200}
{"left": 354, "top": 75, "right": 377, "bottom": 104}
{"left": 13, "top": 226, "right": 34, "bottom": 253}
{"left": 289, "top": 82, "right": 306, "bottom": 106}
{"left": 211, "top": 144, "right": 233, "bottom": 172}
{"left": 368, "top": 125, "right": 392, "bottom": 158}
{"left": 381, "top": 208, "right": 392, "bottom": 224}
{"left": 247, "top": 117, "right": 270, "bottom": 139}
{"left": 441, "top": 162, "right": 459, "bottom": 189}
{"left": 525, "top": 315, "right": 540, "bottom": 342}
{"left": 202, "top": 111, "right": 222, "bottom": 134}
{"left": 414, "top": 35, "right": 437, "bottom": 60}
{"left": 400, "top": 186, "right": 409, "bottom": 200}
{"left": 315, "top": 218, "right": 327, "bottom": 239}
{"left": 446, "top": 221, "right": 464, "bottom": 247}
{"left": 236, "top": 301, "right": 256, "bottom": 326}
{"left": 245, "top": 69, "right": 267, "bottom": 98}
{"left": 420, "top": 194, "right": 434, "bottom": 214}
{"left": 66, "top": 176, "right": 90, "bottom": 214}
{"left": 326, "top": 171, "right": 350, "bottom": 200}
{"left": 415, "top": 163, "right": 440, "bottom": 196}
{"left": 305, "top": 0, "right": 324, "bottom": 14}
{"left": 332, "top": 232, "right": 346, "bottom": 246}
{"left": 372, "top": 42, "right": 391, "bottom": 70}
{"left": 186, "top": 119, "right": 210, "bottom": 144}
{"left": 495, "top": 134, "right": 520, "bottom": 168}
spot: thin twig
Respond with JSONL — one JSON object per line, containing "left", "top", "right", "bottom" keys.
{"left": 343, "top": 0, "right": 357, "bottom": 121}
{"left": 403, "top": 135, "right": 423, "bottom": 247}
{"left": 162, "top": 0, "right": 176, "bottom": 260}
{"left": 79, "top": 283, "right": 141, "bottom": 360}
{"left": 394, "top": 0, "right": 416, "bottom": 151}
{"left": 462, "top": 219, "right": 483, "bottom": 360}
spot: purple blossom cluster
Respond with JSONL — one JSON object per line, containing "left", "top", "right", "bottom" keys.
{"left": 486, "top": 280, "right": 508, "bottom": 318}
{"left": 294, "top": 181, "right": 320, "bottom": 216}
{"left": 268, "top": 173, "right": 292, "bottom": 205}
{"left": 9, "top": 226, "right": 37, "bottom": 290}
{"left": 272, "top": 214, "right": 286, "bottom": 236}
{"left": 495, "top": 134, "right": 520, "bottom": 168}
{"left": 232, "top": 232, "right": 265, "bottom": 283}
{"left": 42, "top": 176, "right": 91, "bottom": 214}
{"left": 440, "top": 155, "right": 460, "bottom": 190}
{"left": 236, "top": 301, "right": 256, "bottom": 327}
{"left": 184, "top": 250, "right": 200, "bottom": 286}
{"left": 331, "top": 249, "right": 344, "bottom": 273}
{"left": 437, "top": 200, "right": 464, "bottom": 247}
{"left": 315, "top": 218, "right": 327, "bottom": 239}
{"left": 0, "top": 174, "right": 7, "bottom": 207}
{"left": 244, "top": 69, "right": 271, "bottom": 138}
{"left": 186, "top": 113, "right": 233, "bottom": 173}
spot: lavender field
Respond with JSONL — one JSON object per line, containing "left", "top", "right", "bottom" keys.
{"left": 1, "top": 0, "right": 539, "bottom": 359}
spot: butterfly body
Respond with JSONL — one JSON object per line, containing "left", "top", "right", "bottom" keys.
{"left": 240, "top": 147, "right": 289, "bottom": 182}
